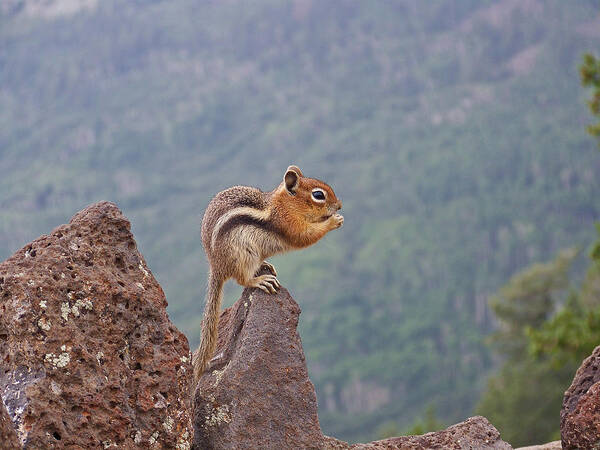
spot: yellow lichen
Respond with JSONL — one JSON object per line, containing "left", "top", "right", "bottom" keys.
{"left": 212, "top": 366, "right": 227, "bottom": 387}
{"left": 139, "top": 261, "right": 149, "bottom": 278}
{"left": 44, "top": 351, "right": 70, "bottom": 368}
{"left": 37, "top": 317, "right": 51, "bottom": 331}
{"left": 149, "top": 431, "right": 159, "bottom": 445}
{"left": 176, "top": 431, "right": 191, "bottom": 450}
{"left": 205, "top": 404, "right": 232, "bottom": 427}
{"left": 61, "top": 302, "right": 70, "bottom": 321}
{"left": 163, "top": 416, "right": 174, "bottom": 432}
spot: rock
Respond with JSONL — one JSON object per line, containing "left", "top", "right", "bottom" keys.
{"left": 0, "top": 400, "right": 20, "bottom": 448}
{"left": 351, "top": 416, "right": 511, "bottom": 449}
{"left": 193, "top": 283, "right": 511, "bottom": 449}
{"left": 0, "top": 201, "right": 193, "bottom": 448}
{"left": 193, "top": 284, "right": 326, "bottom": 449}
{"left": 561, "top": 345, "right": 600, "bottom": 449}
{"left": 515, "top": 441, "right": 561, "bottom": 450}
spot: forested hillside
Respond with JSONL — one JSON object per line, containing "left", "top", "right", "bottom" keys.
{"left": 2, "top": 0, "right": 600, "bottom": 442}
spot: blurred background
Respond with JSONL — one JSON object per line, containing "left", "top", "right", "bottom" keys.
{"left": 2, "top": 0, "right": 600, "bottom": 446}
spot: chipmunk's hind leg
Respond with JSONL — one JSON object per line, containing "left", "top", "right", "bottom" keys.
{"left": 232, "top": 233, "right": 281, "bottom": 293}
{"left": 237, "top": 260, "right": 281, "bottom": 294}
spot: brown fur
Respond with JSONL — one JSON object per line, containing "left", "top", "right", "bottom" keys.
{"left": 193, "top": 166, "right": 343, "bottom": 381}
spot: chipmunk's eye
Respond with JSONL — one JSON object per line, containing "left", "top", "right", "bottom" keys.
{"left": 311, "top": 189, "right": 326, "bottom": 202}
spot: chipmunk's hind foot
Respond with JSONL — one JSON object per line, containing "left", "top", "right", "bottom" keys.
{"left": 248, "top": 274, "right": 281, "bottom": 294}
{"left": 258, "top": 261, "right": 277, "bottom": 277}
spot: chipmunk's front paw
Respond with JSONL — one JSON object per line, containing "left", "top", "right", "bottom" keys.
{"left": 331, "top": 213, "right": 344, "bottom": 229}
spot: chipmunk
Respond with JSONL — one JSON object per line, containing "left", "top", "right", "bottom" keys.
{"left": 193, "top": 165, "right": 343, "bottom": 381}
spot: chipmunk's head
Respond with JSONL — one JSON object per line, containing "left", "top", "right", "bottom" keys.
{"left": 281, "top": 165, "right": 342, "bottom": 222}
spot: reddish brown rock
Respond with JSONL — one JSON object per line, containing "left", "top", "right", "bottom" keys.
{"left": 561, "top": 345, "right": 600, "bottom": 449}
{"left": 514, "top": 441, "right": 561, "bottom": 450}
{"left": 0, "top": 201, "right": 192, "bottom": 449}
{"left": 352, "top": 416, "right": 512, "bottom": 449}
{"left": 193, "top": 284, "right": 327, "bottom": 449}
{"left": 193, "top": 283, "right": 511, "bottom": 449}
{"left": 0, "top": 400, "right": 20, "bottom": 449}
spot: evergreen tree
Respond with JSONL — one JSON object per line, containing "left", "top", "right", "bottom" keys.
{"left": 487, "top": 249, "right": 575, "bottom": 359}
{"left": 477, "top": 251, "right": 576, "bottom": 446}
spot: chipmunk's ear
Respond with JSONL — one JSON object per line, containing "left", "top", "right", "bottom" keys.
{"left": 284, "top": 165, "right": 302, "bottom": 194}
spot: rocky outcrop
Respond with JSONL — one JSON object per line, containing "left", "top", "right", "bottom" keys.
{"left": 193, "top": 283, "right": 335, "bottom": 449}
{"left": 514, "top": 441, "right": 561, "bottom": 450}
{"left": 355, "top": 416, "right": 511, "bottom": 449}
{"left": 193, "top": 282, "right": 512, "bottom": 449}
{"left": 0, "top": 401, "right": 20, "bottom": 448}
{"left": 0, "top": 201, "right": 511, "bottom": 449}
{"left": 0, "top": 202, "right": 192, "bottom": 448}
{"left": 561, "top": 345, "right": 600, "bottom": 449}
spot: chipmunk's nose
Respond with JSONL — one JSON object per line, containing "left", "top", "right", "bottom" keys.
{"left": 335, "top": 200, "right": 342, "bottom": 211}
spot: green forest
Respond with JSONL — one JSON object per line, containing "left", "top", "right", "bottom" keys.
{"left": 2, "top": 0, "right": 600, "bottom": 445}
{"left": 474, "top": 53, "right": 600, "bottom": 447}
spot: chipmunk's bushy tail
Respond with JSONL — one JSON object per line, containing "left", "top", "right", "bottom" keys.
{"left": 193, "top": 271, "right": 224, "bottom": 382}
